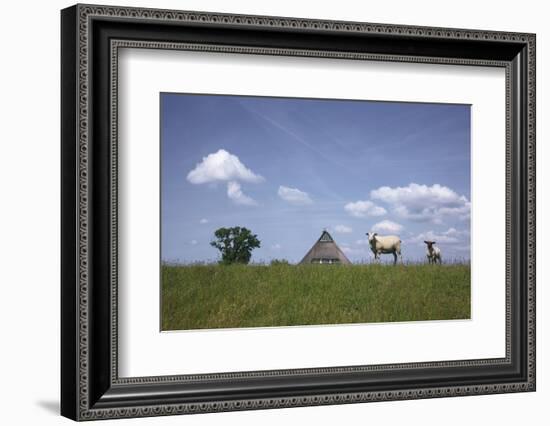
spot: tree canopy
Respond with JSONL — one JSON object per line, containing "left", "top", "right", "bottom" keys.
{"left": 210, "top": 226, "right": 261, "bottom": 265}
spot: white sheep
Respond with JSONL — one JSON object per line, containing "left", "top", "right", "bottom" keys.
{"left": 366, "top": 232, "right": 403, "bottom": 265}
{"left": 424, "top": 241, "right": 442, "bottom": 264}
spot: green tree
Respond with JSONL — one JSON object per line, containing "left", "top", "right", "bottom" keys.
{"left": 270, "top": 259, "right": 289, "bottom": 266}
{"left": 210, "top": 227, "right": 261, "bottom": 265}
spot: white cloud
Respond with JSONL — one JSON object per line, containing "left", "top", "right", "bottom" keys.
{"left": 344, "top": 200, "right": 387, "bottom": 218}
{"left": 199, "top": 218, "right": 208, "bottom": 224}
{"left": 278, "top": 185, "right": 313, "bottom": 205}
{"left": 371, "top": 183, "right": 470, "bottom": 223}
{"left": 333, "top": 225, "right": 353, "bottom": 234}
{"left": 372, "top": 220, "right": 403, "bottom": 234}
{"left": 227, "top": 181, "right": 257, "bottom": 206}
{"left": 187, "top": 150, "right": 263, "bottom": 205}
{"left": 271, "top": 243, "right": 282, "bottom": 250}
{"left": 341, "top": 246, "right": 369, "bottom": 256}
{"left": 187, "top": 149, "right": 263, "bottom": 184}
{"left": 190, "top": 240, "right": 198, "bottom": 245}
{"left": 407, "top": 227, "right": 470, "bottom": 245}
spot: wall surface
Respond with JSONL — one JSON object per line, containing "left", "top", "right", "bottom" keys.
{"left": 0, "top": 0, "right": 547, "bottom": 424}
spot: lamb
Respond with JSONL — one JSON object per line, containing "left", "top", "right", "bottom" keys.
{"left": 424, "top": 241, "right": 442, "bottom": 264}
{"left": 366, "top": 232, "right": 403, "bottom": 265}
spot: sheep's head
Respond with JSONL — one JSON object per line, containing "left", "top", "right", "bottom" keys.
{"left": 424, "top": 240, "right": 436, "bottom": 249}
{"left": 366, "top": 232, "right": 378, "bottom": 244}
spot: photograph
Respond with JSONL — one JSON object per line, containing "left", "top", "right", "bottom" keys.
{"left": 58, "top": 3, "right": 536, "bottom": 420}
{"left": 160, "top": 93, "right": 472, "bottom": 331}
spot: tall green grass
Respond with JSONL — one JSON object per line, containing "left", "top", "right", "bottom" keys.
{"left": 161, "top": 263, "right": 470, "bottom": 331}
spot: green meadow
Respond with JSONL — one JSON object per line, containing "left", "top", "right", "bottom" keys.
{"left": 161, "top": 263, "right": 470, "bottom": 331}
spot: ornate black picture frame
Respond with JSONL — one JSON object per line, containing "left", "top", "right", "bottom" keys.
{"left": 61, "top": 4, "right": 535, "bottom": 421}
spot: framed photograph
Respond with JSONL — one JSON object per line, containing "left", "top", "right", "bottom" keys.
{"left": 61, "top": 4, "right": 536, "bottom": 421}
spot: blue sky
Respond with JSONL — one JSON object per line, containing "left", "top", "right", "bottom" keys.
{"left": 161, "top": 93, "right": 471, "bottom": 263}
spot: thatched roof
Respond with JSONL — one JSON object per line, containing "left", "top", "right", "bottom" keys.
{"left": 299, "top": 230, "right": 351, "bottom": 265}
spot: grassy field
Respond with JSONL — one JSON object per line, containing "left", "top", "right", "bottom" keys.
{"left": 161, "top": 263, "right": 470, "bottom": 331}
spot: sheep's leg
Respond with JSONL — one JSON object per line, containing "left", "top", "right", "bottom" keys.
{"left": 392, "top": 252, "right": 397, "bottom": 265}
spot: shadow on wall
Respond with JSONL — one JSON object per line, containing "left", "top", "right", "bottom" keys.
{"left": 35, "top": 400, "right": 59, "bottom": 416}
